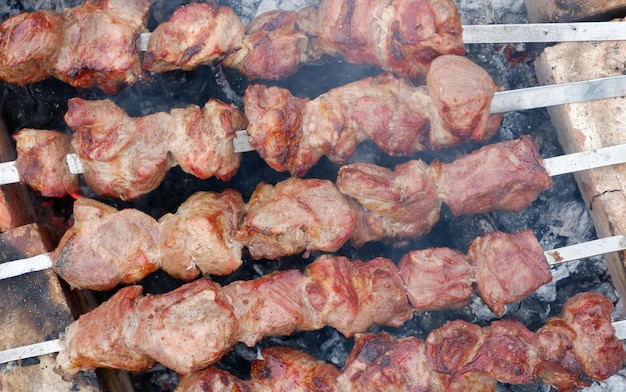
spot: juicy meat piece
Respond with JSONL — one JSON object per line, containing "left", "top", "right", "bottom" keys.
{"left": 53, "top": 0, "right": 149, "bottom": 94}
{"left": 127, "top": 279, "right": 238, "bottom": 374}
{"left": 536, "top": 291, "right": 626, "bottom": 390}
{"left": 52, "top": 197, "right": 161, "bottom": 291}
{"left": 158, "top": 190, "right": 245, "bottom": 281}
{"left": 55, "top": 285, "right": 154, "bottom": 378}
{"left": 468, "top": 229, "right": 553, "bottom": 317}
{"left": 244, "top": 84, "right": 318, "bottom": 176}
{"left": 304, "top": 255, "right": 412, "bottom": 336}
{"left": 336, "top": 160, "right": 441, "bottom": 246}
{"left": 13, "top": 129, "right": 79, "bottom": 197}
{"left": 224, "top": 270, "right": 312, "bottom": 347}
{"left": 0, "top": 10, "right": 64, "bottom": 84}
{"left": 250, "top": 346, "right": 341, "bottom": 391}
{"left": 168, "top": 99, "right": 246, "bottom": 181}
{"left": 425, "top": 319, "right": 485, "bottom": 375}
{"left": 176, "top": 367, "right": 253, "bottom": 392}
{"left": 65, "top": 97, "right": 244, "bottom": 199}
{"left": 398, "top": 247, "right": 473, "bottom": 311}
{"left": 431, "top": 135, "right": 554, "bottom": 216}
{"left": 233, "top": 9, "right": 319, "bottom": 80}
{"left": 237, "top": 178, "right": 357, "bottom": 259}
{"left": 461, "top": 319, "right": 540, "bottom": 385}
{"left": 65, "top": 98, "right": 174, "bottom": 200}
{"left": 427, "top": 54, "right": 502, "bottom": 145}
{"left": 312, "top": 0, "right": 465, "bottom": 79}
{"left": 247, "top": 58, "right": 501, "bottom": 176}
{"left": 143, "top": 1, "right": 245, "bottom": 72}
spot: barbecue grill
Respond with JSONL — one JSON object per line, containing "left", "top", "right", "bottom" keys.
{"left": 1, "top": 0, "right": 626, "bottom": 391}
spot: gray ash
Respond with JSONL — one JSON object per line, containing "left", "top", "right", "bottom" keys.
{"left": 1, "top": 1, "right": 625, "bottom": 391}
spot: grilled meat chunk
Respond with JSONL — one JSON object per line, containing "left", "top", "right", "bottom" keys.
{"left": 431, "top": 135, "right": 554, "bottom": 216}
{"left": 237, "top": 178, "right": 357, "bottom": 260}
{"left": 143, "top": 1, "right": 245, "bottom": 73}
{"left": 13, "top": 129, "right": 79, "bottom": 197}
{"left": 158, "top": 190, "right": 245, "bottom": 281}
{"left": 52, "top": 197, "right": 161, "bottom": 291}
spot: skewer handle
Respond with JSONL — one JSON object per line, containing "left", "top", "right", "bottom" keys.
{"left": 543, "top": 143, "right": 626, "bottom": 177}
{"left": 0, "top": 160, "right": 20, "bottom": 185}
{"left": 0, "top": 252, "right": 53, "bottom": 280}
{"left": 462, "top": 22, "right": 626, "bottom": 44}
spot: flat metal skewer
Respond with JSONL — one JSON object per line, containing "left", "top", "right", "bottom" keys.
{"left": 2, "top": 73, "right": 626, "bottom": 183}
{"left": 1, "top": 235, "right": 626, "bottom": 364}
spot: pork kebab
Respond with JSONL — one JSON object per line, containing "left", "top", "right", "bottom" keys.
{"left": 7, "top": 231, "right": 623, "bottom": 388}
{"left": 4, "top": 136, "right": 552, "bottom": 290}
{"left": 0, "top": 0, "right": 465, "bottom": 92}
{"left": 176, "top": 292, "right": 625, "bottom": 392}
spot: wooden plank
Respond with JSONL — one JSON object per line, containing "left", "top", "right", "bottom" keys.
{"left": 534, "top": 35, "right": 626, "bottom": 301}
{"left": 524, "top": 0, "right": 626, "bottom": 23}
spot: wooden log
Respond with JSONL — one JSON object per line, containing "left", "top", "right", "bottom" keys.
{"left": 534, "top": 33, "right": 626, "bottom": 302}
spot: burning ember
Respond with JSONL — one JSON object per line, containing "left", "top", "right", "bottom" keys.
{"left": 1, "top": 0, "right": 625, "bottom": 391}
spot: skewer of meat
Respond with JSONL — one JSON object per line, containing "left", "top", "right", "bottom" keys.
{"left": 0, "top": 0, "right": 150, "bottom": 94}
{"left": 5, "top": 63, "right": 626, "bottom": 199}
{"left": 3, "top": 249, "right": 624, "bottom": 388}
{"left": 175, "top": 292, "right": 625, "bottom": 392}
{"left": 4, "top": 135, "right": 626, "bottom": 290}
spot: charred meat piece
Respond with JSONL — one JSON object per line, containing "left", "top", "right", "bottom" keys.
{"left": 337, "top": 160, "right": 441, "bottom": 246}
{"left": 431, "top": 135, "right": 554, "bottom": 216}
{"left": 232, "top": 8, "right": 320, "bottom": 80}
{"left": 468, "top": 229, "right": 553, "bottom": 317}
{"left": 312, "top": 0, "right": 465, "bottom": 79}
{"left": 65, "top": 97, "right": 243, "bottom": 200}
{"left": 0, "top": 10, "right": 64, "bottom": 84}
{"left": 158, "top": 190, "right": 245, "bottom": 281}
{"left": 13, "top": 129, "right": 79, "bottom": 197}
{"left": 398, "top": 247, "right": 473, "bottom": 311}
{"left": 53, "top": 0, "right": 150, "bottom": 93}
{"left": 54, "top": 285, "right": 154, "bottom": 377}
{"left": 65, "top": 98, "right": 175, "bottom": 200}
{"left": 246, "top": 56, "right": 501, "bottom": 176}
{"left": 143, "top": 1, "right": 245, "bottom": 73}
{"left": 168, "top": 99, "right": 246, "bottom": 181}
{"left": 52, "top": 197, "right": 161, "bottom": 291}
{"left": 237, "top": 178, "right": 357, "bottom": 260}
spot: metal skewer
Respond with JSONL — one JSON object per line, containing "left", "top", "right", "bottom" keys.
{"left": 1, "top": 235, "right": 626, "bottom": 364}
{"left": 1, "top": 73, "right": 626, "bottom": 183}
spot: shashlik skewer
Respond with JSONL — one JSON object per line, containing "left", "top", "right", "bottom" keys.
{"left": 2, "top": 135, "right": 626, "bottom": 289}
{"left": 175, "top": 292, "right": 625, "bottom": 392}
{"left": 2, "top": 67, "right": 626, "bottom": 199}
{"left": 0, "top": 246, "right": 624, "bottom": 385}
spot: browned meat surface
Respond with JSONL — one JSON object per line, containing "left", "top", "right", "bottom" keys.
{"left": 431, "top": 135, "right": 554, "bottom": 216}
{"left": 250, "top": 346, "right": 342, "bottom": 391}
{"left": 232, "top": 8, "right": 319, "bottom": 80}
{"left": 224, "top": 269, "right": 312, "bottom": 347}
{"left": 468, "top": 229, "right": 553, "bottom": 317}
{"left": 237, "top": 178, "right": 357, "bottom": 259}
{"left": 243, "top": 84, "right": 318, "bottom": 176}
{"left": 312, "top": 0, "right": 464, "bottom": 79}
{"left": 57, "top": 253, "right": 414, "bottom": 378}
{"left": 176, "top": 366, "right": 253, "bottom": 392}
{"left": 65, "top": 98, "right": 174, "bottom": 200}
{"left": 158, "top": 190, "right": 245, "bottom": 281}
{"left": 0, "top": 10, "right": 64, "bottom": 84}
{"left": 336, "top": 160, "right": 441, "bottom": 246}
{"left": 52, "top": 197, "right": 161, "bottom": 290}
{"left": 143, "top": 1, "right": 245, "bottom": 73}
{"left": 536, "top": 292, "right": 626, "bottom": 390}
{"left": 398, "top": 247, "right": 473, "bottom": 311}
{"left": 53, "top": 0, "right": 149, "bottom": 93}
{"left": 168, "top": 99, "right": 246, "bottom": 181}
{"left": 13, "top": 129, "right": 79, "bottom": 197}
{"left": 65, "top": 97, "right": 243, "bottom": 200}
{"left": 427, "top": 54, "right": 502, "bottom": 146}
{"left": 55, "top": 285, "right": 154, "bottom": 378}
{"left": 128, "top": 279, "right": 238, "bottom": 375}
{"left": 246, "top": 57, "right": 501, "bottom": 176}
